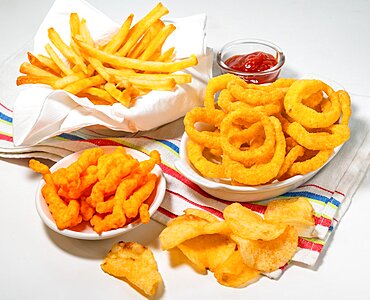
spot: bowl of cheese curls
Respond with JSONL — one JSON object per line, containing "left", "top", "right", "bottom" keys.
{"left": 175, "top": 74, "right": 351, "bottom": 201}
{"left": 30, "top": 146, "right": 166, "bottom": 240}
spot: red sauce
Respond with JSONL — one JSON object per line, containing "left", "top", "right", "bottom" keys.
{"left": 223, "top": 51, "right": 279, "bottom": 84}
{"left": 225, "top": 51, "right": 278, "bottom": 73}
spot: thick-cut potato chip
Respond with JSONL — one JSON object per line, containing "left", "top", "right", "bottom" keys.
{"left": 213, "top": 249, "right": 260, "bottom": 288}
{"left": 159, "top": 215, "right": 230, "bottom": 250}
{"left": 177, "top": 234, "right": 236, "bottom": 273}
{"left": 184, "top": 208, "right": 221, "bottom": 223}
{"left": 223, "top": 203, "right": 287, "bottom": 241}
{"left": 101, "top": 241, "right": 162, "bottom": 296}
{"left": 264, "top": 197, "right": 315, "bottom": 237}
{"left": 232, "top": 225, "right": 298, "bottom": 273}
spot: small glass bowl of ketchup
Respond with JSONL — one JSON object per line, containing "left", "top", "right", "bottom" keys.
{"left": 217, "top": 39, "right": 285, "bottom": 84}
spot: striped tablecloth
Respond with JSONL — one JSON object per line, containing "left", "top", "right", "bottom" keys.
{"left": 1, "top": 99, "right": 370, "bottom": 279}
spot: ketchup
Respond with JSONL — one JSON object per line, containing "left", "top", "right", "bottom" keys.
{"left": 223, "top": 51, "right": 279, "bottom": 84}
{"left": 225, "top": 51, "right": 278, "bottom": 73}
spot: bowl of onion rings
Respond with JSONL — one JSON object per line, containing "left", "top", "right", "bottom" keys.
{"left": 176, "top": 130, "right": 342, "bottom": 202}
{"left": 176, "top": 73, "right": 351, "bottom": 202}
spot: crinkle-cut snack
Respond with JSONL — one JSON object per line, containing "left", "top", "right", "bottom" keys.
{"left": 101, "top": 241, "right": 162, "bottom": 296}
{"left": 184, "top": 74, "right": 351, "bottom": 186}
{"left": 29, "top": 146, "right": 161, "bottom": 233}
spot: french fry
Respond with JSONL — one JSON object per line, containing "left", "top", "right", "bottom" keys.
{"left": 104, "top": 14, "right": 134, "bottom": 54}
{"left": 45, "top": 43, "right": 74, "bottom": 76}
{"left": 27, "top": 52, "right": 60, "bottom": 76}
{"left": 157, "top": 47, "right": 175, "bottom": 62}
{"left": 108, "top": 69, "right": 192, "bottom": 85}
{"left": 81, "top": 87, "right": 117, "bottom": 104}
{"left": 80, "top": 18, "right": 95, "bottom": 46}
{"left": 104, "top": 83, "right": 132, "bottom": 107}
{"left": 63, "top": 75, "right": 106, "bottom": 94}
{"left": 85, "top": 56, "right": 111, "bottom": 82}
{"left": 116, "top": 3, "right": 169, "bottom": 57}
{"left": 17, "top": 4, "right": 198, "bottom": 107}
{"left": 53, "top": 72, "right": 86, "bottom": 89}
{"left": 48, "top": 27, "right": 88, "bottom": 73}
{"left": 127, "top": 19, "right": 165, "bottom": 59}
{"left": 70, "top": 13, "right": 80, "bottom": 37}
{"left": 75, "top": 38, "right": 198, "bottom": 73}
{"left": 20, "top": 62, "right": 60, "bottom": 78}
{"left": 36, "top": 54, "right": 62, "bottom": 74}
{"left": 16, "top": 75, "right": 57, "bottom": 86}
{"left": 77, "top": 92, "right": 113, "bottom": 105}
{"left": 138, "top": 24, "right": 176, "bottom": 61}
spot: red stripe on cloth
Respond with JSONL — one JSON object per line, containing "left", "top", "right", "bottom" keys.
{"left": 298, "top": 183, "right": 334, "bottom": 194}
{"left": 314, "top": 215, "right": 332, "bottom": 227}
{"left": 298, "top": 237, "right": 323, "bottom": 252}
{"left": 0, "top": 102, "right": 13, "bottom": 113}
{"left": 157, "top": 206, "right": 178, "bottom": 219}
{"left": 0, "top": 133, "right": 13, "bottom": 142}
{"left": 160, "top": 163, "right": 220, "bottom": 200}
{"left": 299, "top": 183, "right": 345, "bottom": 198}
{"left": 166, "top": 189, "right": 224, "bottom": 219}
{"left": 80, "top": 139, "right": 123, "bottom": 147}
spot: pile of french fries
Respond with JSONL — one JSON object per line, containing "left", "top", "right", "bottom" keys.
{"left": 16, "top": 3, "right": 198, "bottom": 107}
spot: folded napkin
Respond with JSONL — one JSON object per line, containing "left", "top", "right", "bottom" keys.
{"left": 12, "top": 0, "right": 213, "bottom": 146}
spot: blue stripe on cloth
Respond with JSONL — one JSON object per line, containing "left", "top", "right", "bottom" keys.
{"left": 155, "top": 139, "right": 179, "bottom": 154}
{"left": 0, "top": 112, "right": 12, "bottom": 123}
{"left": 282, "top": 191, "right": 339, "bottom": 207}
{"left": 58, "top": 133, "right": 85, "bottom": 141}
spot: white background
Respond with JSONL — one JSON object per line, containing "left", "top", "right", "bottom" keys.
{"left": 0, "top": 1, "right": 370, "bottom": 299}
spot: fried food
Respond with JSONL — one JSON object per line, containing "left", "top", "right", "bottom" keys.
{"left": 223, "top": 203, "right": 287, "bottom": 241}
{"left": 160, "top": 204, "right": 305, "bottom": 288}
{"left": 101, "top": 241, "right": 162, "bottom": 296}
{"left": 30, "top": 146, "right": 161, "bottom": 233}
{"left": 213, "top": 249, "right": 261, "bottom": 287}
{"left": 264, "top": 198, "right": 315, "bottom": 236}
{"left": 159, "top": 215, "right": 230, "bottom": 250}
{"left": 178, "top": 234, "right": 236, "bottom": 273}
{"left": 17, "top": 3, "right": 198, "bottom": 107}
{"left": 232, "top": 225, "right": 298, "bottom": 273}
{"left": 184, "top": 74, "right": 351, "bottom": 185}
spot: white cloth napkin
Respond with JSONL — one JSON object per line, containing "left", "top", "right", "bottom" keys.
{"left": 12, "top": 0, "right": 212, "bottom": 146}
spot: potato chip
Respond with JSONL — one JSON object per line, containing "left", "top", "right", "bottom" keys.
{"left": 223, "top": 203, "right": 287, "bottom": 241}
{"left": 264, "top": 197, "right": 315, "bottom": 237}
{"left": 177, "top": 234, "right": 236, "bottom": 273}
{"left": 232, "top": 225, "right": 298, "bottom": 273}
{"left": 213, "top": 249, "right": 260, "bottom": 288}
{"left": 159, "top": 215, "right": 230, "bottom": 250}
{"left": 184, "top": 208, "right": 221, "bottom": 223}
{"left": 101, "top": 241, "right": 162, "bottom": 296}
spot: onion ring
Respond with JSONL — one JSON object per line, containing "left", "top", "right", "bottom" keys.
{"left": 223, "top": 117, "right": 286, "bottom": 185}
{"left": 184, "top": 107, "right": 225, "bottom": 149}
{"left": 285, "top": 149, "right": 333, "bottom": 177}
{"left": 220, "top": 109, "right": 276, "bottom": 166}
{"left": 286, "top": 122, "right": 350, "bottom": 150}
{"left": 187, "top": 139, "right": 225, "bottom": 178}
{"left": 284, "top": 79, "right": 341, "bottom": 128}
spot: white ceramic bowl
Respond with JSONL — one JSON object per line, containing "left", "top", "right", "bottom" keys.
{"left": 175, "top": 131, "right": 342, "bottom": 202}
{"left": 35, "top": 146, "right": 166, "bottom": 240}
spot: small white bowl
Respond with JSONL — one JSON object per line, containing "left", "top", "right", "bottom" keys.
{"left": 35, "top": 146, "right": 166, "bottom": 240}
{"left": 175, "top": 131, "right": 342, "bottom": 202}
